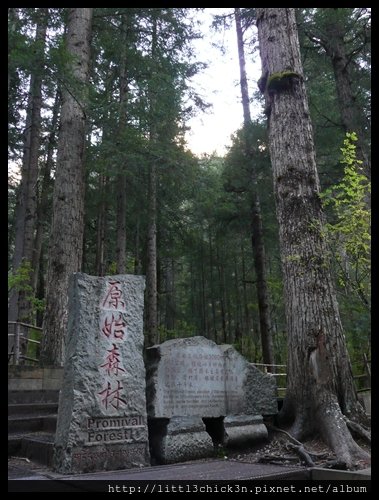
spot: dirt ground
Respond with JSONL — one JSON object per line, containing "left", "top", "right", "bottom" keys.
{"left": 8, "top": 428, "right": 371, "bottom": 478}
{"left": 225, "top": 429, "right": 371, "bottom": 471}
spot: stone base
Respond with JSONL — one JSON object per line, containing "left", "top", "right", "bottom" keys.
{"left": 223, "top": 414, "right": 267, "bottom": 447}
{"left": 149, "top": 416, "right": 214, "bottom": 465}
{"left": 53, "top": 442, "right": 150, "bottom": 474}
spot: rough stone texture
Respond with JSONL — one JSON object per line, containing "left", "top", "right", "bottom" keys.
{"left": 152, "top": 417, "right": 214, "bottom": 465}
{"left": 146, "top": 336, "right": 277, "bottom": 463}
{"left": 223, "top": 415, "right": 268, "bottom": 447}
{"left": 146, "top": 336, "right": 277, "bottom": 419}
{"left": 53, "top": 273, "right": 150, "bottom": 474}
{"left": 221, "top": 345, "right": 279, "bottom": 416}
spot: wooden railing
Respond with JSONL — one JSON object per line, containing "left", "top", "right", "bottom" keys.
{"left": 252, "top": 363, "right": 287, "bottom": 397}
{"left": 252, "top": 358, "right": 371, "bottom": 398}
{"left": 8, "top": 321, "right": 42, "bottom": 366}
{"left": 353, "top": 353, "right": 371, "bottom": 392}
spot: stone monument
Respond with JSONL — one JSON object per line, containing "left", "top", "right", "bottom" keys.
{"left": 146, "top": 336, "right": 277, "bottom": 464}
{"left": 53, "top": 273, "right": 150, "bottom": 473}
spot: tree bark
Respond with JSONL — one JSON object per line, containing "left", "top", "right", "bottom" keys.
{"left": 256, "top": 7, "right": 370, "bottom": 469}
{"left": 162, "top": 256, "right": 176, "bottom": 332}
{"left": 95, "top": 173, "right": 108, "bottom": 276}
{"left": 145, "top": 16, "right": 159, "bottom": 347}
{"left": 9, "top": 8, "right": 48, "bottom": 323}
{"left": 40, "top": 8, "right": 93, "bottom": 366}
{"left": 208, "top": 228, "right": 218, "bottom": 342}
{"left": 306, "top": 11, "right": 371, "bottom": 179}
{"left": 115, "top": 13, "right": 129, "bottom": 274}
{"left": 115, "top": 172, "right": 127, "bottom": 273}
{"left": 134, "top": 218, "right": 142, "bottom": 274}
{"left": 216, "top": 246, "right": 227, "bottom": 344}
{"left": 235, "top": 8, "right": 275, "bottom": 370}
{"left": 31, "top": 87, "right": 60, "bottom": 294}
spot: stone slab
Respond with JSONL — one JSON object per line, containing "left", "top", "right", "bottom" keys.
{"left": 146, "top": 336, "right": 277, "bottom": 419}
{"left": 53, "top": 273, "right": 150, "bottom": 474}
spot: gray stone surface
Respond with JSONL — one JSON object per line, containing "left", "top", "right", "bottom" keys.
{"left": 223, "top": 414, "right": 268, "bottom": 447}
{"left": 54, "top": 273, "right": 150, "bottom": 474}
{"left": 146, "top": 336, "right": 277, "bottom": 419}
{"left": 152, "top": 417, "right": 214, "bottom": 464}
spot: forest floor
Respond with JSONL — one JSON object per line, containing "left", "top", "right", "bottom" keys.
{"left": 8, "top": 428, "right": 371, "bottom": 479}
{"left": 225, "top": 428, "right": 371, "bottom": 471}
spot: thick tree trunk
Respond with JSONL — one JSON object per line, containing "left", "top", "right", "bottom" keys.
{"left": 235, "top": 8, "right": 274, "bottom": 370}
{"left": 9, "top": 9, "right": 48, "bottom": 323}
{"left": 256, "top": 8, "right": 370, "bottom": 469}
{"left": 40, "top": 8, "right": 93, "bottom": 366}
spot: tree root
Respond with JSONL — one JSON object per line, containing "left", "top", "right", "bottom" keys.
{"left": 343, "top": 417, "right": 371, "bottom": 444}
{"left": 286, "top": 443, "right": 315, "bottom": 467}
{"left": 267, "top": 424, "right": 332, "bottom": 466}
{"left": 268, "top": 424, "right": 327, "bottom": 457}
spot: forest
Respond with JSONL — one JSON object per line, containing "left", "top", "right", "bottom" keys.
{"left": 8, "top": 8, "right": 370, "bottom": 469}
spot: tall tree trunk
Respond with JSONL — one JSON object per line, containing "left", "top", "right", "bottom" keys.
{"left": 200, "top": 241, "right": 207, "bottom": 336}
{"left": 256, "top": 7, "right": 370, "bottom": 469}
{"left": 216, "top": 246, "right": 227, "bottom": 344}
{"left": 32, "top": 87, "right": 61, "bottom": 294}
{"left": 234, "top": 257, "right": 242, "bottom": 346}
{"left": 145, "top": 17, "right": 159, "bottom": 346}
{"left": 235, "top": 7, "right": 275, "bottom": 370}
{"left": 145, "top": 160, "right": 158, "bottom": 346}
{"left": 9, "top": 8, "right": 48, "bottom": 323}
{"left": 163, "top": 257, "right": 176, "bottom": 332}
{"left": 241, "top": 236, "right": 252, "bottom": 342}
{"left": 307, "top": 12, "right": 371, "bottom": 179}
{"left": 134, "top": 218, "right": 142, "bottom": 274}
{"left": 40, "top": 8, "right": 93, "bottom": 366}
{"left": 95, "top": 173, "right": 108, "bottom": 276}
{"left": 115, "top": 172, "right": 127, "bottom": 273}
{"left": 115, "top": 13, "right": 129, "bottom": 274}
{"left": 208, "top": 228, "right": 217, "bottom": 342}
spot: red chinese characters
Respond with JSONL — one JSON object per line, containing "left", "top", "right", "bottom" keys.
{"left": 100, "top": 344, "right": 125, "bottom": 376}
{"left": 101, "top": 280, "right": 126, "bottom": 311}
{"left": 101, "top": 313, "right": 126, "bottom": 340}
{"left": 98, "top": 380, "right": 127, "bottom": 410}
{"left": 98, "top": 279, "right": 128, "bottom": 410}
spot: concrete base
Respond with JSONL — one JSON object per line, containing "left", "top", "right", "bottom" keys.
{"left": 149, "top": 416, "right": 214, "bottom": 465}
{"left": 223, "top": 414, "right": 268, "bottom": 447}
